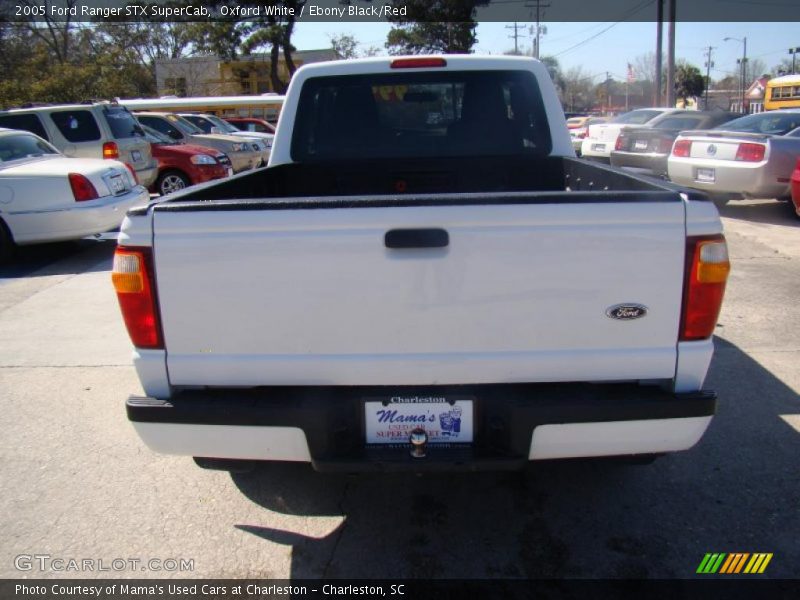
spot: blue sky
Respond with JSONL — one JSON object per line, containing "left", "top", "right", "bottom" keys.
{"left": 291, "top": 22, "right": 800, "bottom": 83}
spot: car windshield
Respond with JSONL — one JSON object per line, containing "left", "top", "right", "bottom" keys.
{"left": 205, "top": 115, "right": 240, "bottom": 133}
{"left": 612, "top": 110, "right": 663, "bottom": 125}
{"left": 714, "top": 112, "right": 800, "bottom": 135}
{"left": 140, "top": 124, "right": 175, "bottom": 145}
{"left": 0, "top": 133, "right": 59, "bottom": 163}
{"left": 180, "top": 115, "right": 213, "bottom": 133}
{"left": 166, "top": 114, "right": 205, "bottom": 135}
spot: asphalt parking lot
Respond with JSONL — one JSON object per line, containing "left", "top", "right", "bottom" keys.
{"left": 0, "top": 198, "right": 798, "bottom": 580}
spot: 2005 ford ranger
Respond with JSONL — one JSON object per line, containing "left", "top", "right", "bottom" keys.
{"left": 112, "top": 56, "right": 729, "bottom": 471}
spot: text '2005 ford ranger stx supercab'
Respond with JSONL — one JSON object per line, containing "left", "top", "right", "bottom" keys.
{"left": 112, "top": 56, "right": 730, "bottom": 471}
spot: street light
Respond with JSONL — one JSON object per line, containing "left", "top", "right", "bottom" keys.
{"left": 724, "top": 36, "right": 748, "bottom": 113}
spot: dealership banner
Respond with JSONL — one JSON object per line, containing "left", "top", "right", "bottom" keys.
{"left": 3, "top": 579, "right": 800, "bottom": 600}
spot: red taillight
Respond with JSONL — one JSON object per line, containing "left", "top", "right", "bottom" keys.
{"left": 112, "top": 247, "right": 163, "bottom": 349}
{"left": 124, "top": 162, "right": 139, "bottom": 184}
{"left": 680, "top": 236, "right": 730, "bottom": 341}
{"left": 68, "top": 173, "right": 99, "bottom": 202}
{"left": 576, "top": 129, "right": 588, "bottom": 139}
{"left": 735, "top": 142, "right": 765, "bottom": 162}
{"left": 658, "top": 137, "right": 675, "bottom": 154}
{"left": 614, "top": 135, "right": 626, "bottom": 151}
{"left": 390, "top": 57, "right": 447, "bottom": 69}
{"left": 103, "top": 141, "right": 119, "bottom": 159}
{"left": 672, "top": 139, "right": 692, "bottom": 157}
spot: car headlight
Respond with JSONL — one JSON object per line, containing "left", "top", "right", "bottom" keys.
{"left": 190, "top": 154, "right": 217, "bottom": 165}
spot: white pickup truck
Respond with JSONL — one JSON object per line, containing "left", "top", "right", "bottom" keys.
{"left": 113, "top": 56, "right": 730, "bottom": 471}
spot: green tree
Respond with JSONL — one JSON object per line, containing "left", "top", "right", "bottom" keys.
{"left": 383, "top": 0, "right": 490, "bottom": 55}
{"left": 674, "top": 61, "right": 705, "bottom": 105}
{"left": 561, "top": 66, "right": 595, "bottom": 112}
{"left": 330, "top": 33, "right": 359, "bottom": 59}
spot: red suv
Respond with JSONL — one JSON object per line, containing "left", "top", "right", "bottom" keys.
{"left": 141, "top": 124, "right": 233, "bottom": 195}
{"left": 224, "top": 117, "right": 277, "bottom": 135}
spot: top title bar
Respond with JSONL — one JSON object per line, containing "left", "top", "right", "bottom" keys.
{"left": 4, "top": 0, "right": 800, "bottom": 23}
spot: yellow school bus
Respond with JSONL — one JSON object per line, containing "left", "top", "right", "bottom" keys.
{"left": 117, "top": 95, "right": 286, "bottom": 123}
{"left": 764, "top": 75, "right": 800, "bottom": 111}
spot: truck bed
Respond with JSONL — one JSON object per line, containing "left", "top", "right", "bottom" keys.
{"left": 135, "top": 156, "right": 682, "bottom": 211}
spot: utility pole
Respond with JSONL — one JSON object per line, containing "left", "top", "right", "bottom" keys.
{"left": 790, "top": 47, "right": 800, "bottom": 74}
{"left": 736, "top": 37, "right": 748, "bottom": 113}
{"left": 606, "top": 71, "right": 612, "bottom": 114}
{"left": 505, "top": 22, "right": 526, "bottom": 55}
{"left": 666, "top": 0, "right": 676, "bottom": 108}
{"left": 656, "top": 0, "right": 663, "bottom": 106}
{"left": 526, "top": 0, "right": 550, "bottom": 59}
{"left": 703, "top": 46, "right": 715, "bottom": 109}
{"left": 725, "top": 36, "right": 748, "bottom": 112}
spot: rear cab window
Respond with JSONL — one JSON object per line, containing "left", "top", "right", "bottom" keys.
{"left": 291, "top": 69, "right": 553, "bottom": 161}
{"left": 49, "top": 110, "right": 101, "bottom": 143}
{"left": 0, "top": 113, "right": 50, "bottom": 141}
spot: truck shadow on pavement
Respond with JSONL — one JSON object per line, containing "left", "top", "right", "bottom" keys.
{"left": 230, "top": 336, "right": 800, "bottom": 579}
{"left": 715, "top": 197, "right": 798, "bottom": 227}
{"left": 0, "top": 238, "right": 116, "bottom": 279}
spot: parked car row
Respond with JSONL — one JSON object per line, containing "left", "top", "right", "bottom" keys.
{"left": 576, "top": 106, "right": 800, "bottom": 217}
{"left": 0, "top": 101, "right": 278, "bottom": 257}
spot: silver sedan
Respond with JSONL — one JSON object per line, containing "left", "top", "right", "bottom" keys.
{"left": 667, "top": 110, "right": 800, "bottom": 199}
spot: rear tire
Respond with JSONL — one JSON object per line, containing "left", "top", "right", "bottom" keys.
{"left": 193, "top": 457, "right": 258, "bottom": 473}
{"left": 786, "top": 196, "right": 800, "bottom": 219}
{"left": 0, "top": 218, "right": 15, "bottom": 263}
{"left": 156, "top": 170, "right": 191, "bottom": 196}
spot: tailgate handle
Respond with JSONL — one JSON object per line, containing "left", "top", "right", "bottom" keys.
{"left": 385, "top": 228, "right": 449, "bottom": 249}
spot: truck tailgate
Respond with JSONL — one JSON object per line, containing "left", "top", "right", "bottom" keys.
{"left": 152, "top": 197, "right": 686, "bottom": 386}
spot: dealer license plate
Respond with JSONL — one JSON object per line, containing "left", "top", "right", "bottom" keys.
{"left": 696, "top": 168, "right": 715, "bottom": 183}
{"left": 109, "top": 174, "right": 125, "bottom": 194}
{"left": 364, "top": 396, "right": 474, "bottom": 445}
{"left": 634, "top": 139, "right": 649, "bottom": 150}
{"left": 131, "top": 150, "right": 142, "bottom": 163}
{"left": 591, "top": 143, "right": 606, "bottom": 152}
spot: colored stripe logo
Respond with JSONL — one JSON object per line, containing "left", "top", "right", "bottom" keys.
{"left": 697, "top": 553, "right": 773, "bottom": 574}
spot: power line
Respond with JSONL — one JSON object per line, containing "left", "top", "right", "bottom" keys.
{"left": 551, "top": 0, "right": 656, "bottom": 58}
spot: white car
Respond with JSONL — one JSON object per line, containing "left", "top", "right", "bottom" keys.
{"left": 580, "top": 108, "right": 679, "bottom": 161}
{"left": 667, "top": 110, "right": 800, "bottom": 199}
{"left": 178, "top": 113, "right": 274, "bottom": 150}
{"left": 0, "top": 128, "right": 149, "bottom": 258}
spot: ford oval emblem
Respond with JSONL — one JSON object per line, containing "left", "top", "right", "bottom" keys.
{"left": 606, "top": 304, "right": 648, "bottom": 320}
{"left": 707, "top": 144, "right": 717, "bottom": 156}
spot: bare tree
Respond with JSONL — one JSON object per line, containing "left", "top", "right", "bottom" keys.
{"left": 17, "top": 0, "right": 82, "bottom": 64}
{"left": 561, "top": 67, "right": 595, "bottom": 112}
